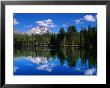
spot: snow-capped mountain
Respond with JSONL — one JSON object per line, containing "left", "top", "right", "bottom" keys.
{"left": 14, "top": 26, "right": 51, "bottom": 35}
{"left": 26, "top": 26, "right": 50, "bottom": 35}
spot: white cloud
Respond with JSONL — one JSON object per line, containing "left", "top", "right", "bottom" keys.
{"left": 63, "top": 24, "right": 67, "bottom": 27}
{"left": 35, "top": 19, "right": 57, "bottom": 28}
{"left": 74, "top": 14, "right": 96, "bottom": 24}
{"left": 84, "top": 15, "right": 96, "bottom": 22}
{"left": 26, "top": 25, "right": 33, "bottom": 27}
{"left": 50, "top": 24, "right": 57, "bottom": 28}
{"left": 74, "top": 19, "right": 82, "bottom": 24}
{"left": 14, "top": 18, "right": 19, "bottom": 25}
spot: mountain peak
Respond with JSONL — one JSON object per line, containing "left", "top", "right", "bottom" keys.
{"left": 26, "top": 26, "right": 50, "bottom": 35}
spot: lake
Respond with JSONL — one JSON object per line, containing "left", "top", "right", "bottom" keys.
{"left": 13, "top": 47, "right": 97, "bottom": 75}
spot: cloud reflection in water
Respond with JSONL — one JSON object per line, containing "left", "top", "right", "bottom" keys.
{"left": 27, "top": 56, "right": 56, "bottom": 72}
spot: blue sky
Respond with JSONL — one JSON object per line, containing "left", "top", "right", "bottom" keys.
{"left": 14, "top": 13, "right": 97, "bottom": 33}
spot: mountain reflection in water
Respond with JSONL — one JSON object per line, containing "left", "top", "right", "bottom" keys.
{"left": 14, "top": 47, "right": 97, "bottom": 75}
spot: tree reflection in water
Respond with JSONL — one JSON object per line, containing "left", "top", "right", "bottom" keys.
{"left": 14, "top": 46, "right": 97, "bottom": 75}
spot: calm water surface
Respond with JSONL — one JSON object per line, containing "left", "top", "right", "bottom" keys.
{"left": 14, "top": 47, "right": 97, "bottom": 75}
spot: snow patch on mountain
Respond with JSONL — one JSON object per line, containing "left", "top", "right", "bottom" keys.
{"left": 26, "top": 26, "right": 50, "bottom": 35}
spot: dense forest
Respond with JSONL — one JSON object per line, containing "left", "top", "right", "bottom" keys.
{"left": 14, "top": 25, "right": 97, "bottom": 48}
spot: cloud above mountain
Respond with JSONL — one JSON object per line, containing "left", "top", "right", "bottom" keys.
{"left": 35, "top": 19, "right": 57, "bottom": 28}
{"left": 26, "top": 19, "right": 57, "bottom": 35}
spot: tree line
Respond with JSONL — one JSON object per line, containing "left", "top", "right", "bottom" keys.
{"left": 14, "top": 25, "right": 97, "bottom": 48}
